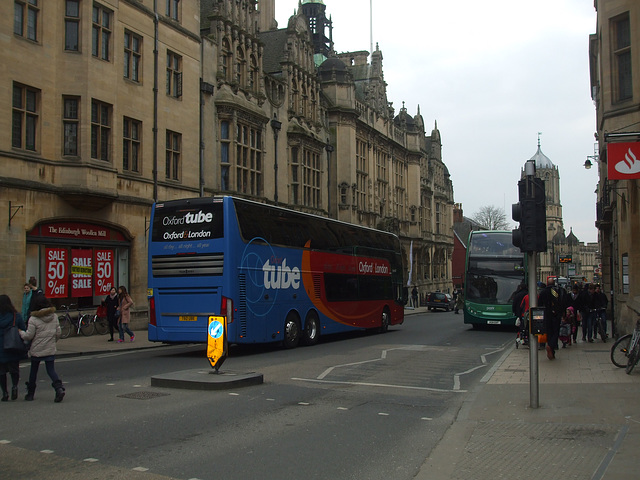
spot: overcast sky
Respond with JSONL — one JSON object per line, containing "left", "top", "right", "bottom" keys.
{"left": 275, "top": 0, "right": 599, "bottom": 243}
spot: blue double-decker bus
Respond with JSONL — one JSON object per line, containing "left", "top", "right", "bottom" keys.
{"left": 463, "top": 231, "right": 525, "bottom": 328}
{"left": 147, "top": 196, "right": 406, "bottom": 347}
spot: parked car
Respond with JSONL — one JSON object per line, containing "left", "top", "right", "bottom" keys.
{"left": 426, "top": 292, "right": 454, "bottom": 312}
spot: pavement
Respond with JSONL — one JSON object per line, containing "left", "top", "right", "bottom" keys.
{"left": 53, "top": 308, "right": 640, "bottom": 480}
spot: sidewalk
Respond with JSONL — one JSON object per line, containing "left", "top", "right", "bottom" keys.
{"left": 55, "top": 330, "right": 167, "bottom": 358}
{"left": 416, "top": 338, "right": 640, "bottom": 480}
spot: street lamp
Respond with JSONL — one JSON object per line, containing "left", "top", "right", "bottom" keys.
{"left": 271, "top": 115, "right": 282, "bottom": 205}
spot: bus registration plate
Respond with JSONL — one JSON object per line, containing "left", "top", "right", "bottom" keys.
{"left": 179, "top": 315, "right": 197, "bottom": 322}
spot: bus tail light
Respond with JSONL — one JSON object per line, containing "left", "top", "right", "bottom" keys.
{"left": 222, "top": 296, "right": 233, "bottom": 323}
{"left": 149, "top": 296, "right": 157, "bottom": 326}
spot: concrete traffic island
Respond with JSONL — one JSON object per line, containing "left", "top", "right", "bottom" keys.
{"left": 151, "top": 369, "right": 263, "bottom": 390}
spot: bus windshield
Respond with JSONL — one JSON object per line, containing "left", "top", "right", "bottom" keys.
{"left": 463, "top": 231, "right": 525, "bottom": 327}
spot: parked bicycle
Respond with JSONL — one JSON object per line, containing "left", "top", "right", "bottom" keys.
{"left": 58, "top": 304, "right": 95, "bottom": 339}
{"left": 610, "top": 333, "right": 632, "bottom": 368}
{"left": 80, "top": 309, "right": 109, "bottom": 336}
{"left": 624, "top": 318, "right": 640, "bottom": 374}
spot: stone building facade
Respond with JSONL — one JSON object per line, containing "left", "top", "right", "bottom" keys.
{"left": 589, "top": 0, "right": 640, "bottom": 335}
{"left": 1, "top": 0, "right": 454, "bottom": 319}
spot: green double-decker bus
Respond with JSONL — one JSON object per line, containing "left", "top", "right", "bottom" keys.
{"left": 463, "top": 231, "right": 525, "bottom": 328}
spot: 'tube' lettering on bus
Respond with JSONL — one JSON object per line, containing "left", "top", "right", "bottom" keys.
{"left": 263, "top": 258, "right": 300, "bottom": 289}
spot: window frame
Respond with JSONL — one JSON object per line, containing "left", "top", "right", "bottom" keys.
{"left": 91, "top": 99, "right": 111, "bottom": 161}
{"left": 612, "top": 13, "right": 632, "bottom": 103}
{"left": 166, "top": 50, "right": 183, "bottom": 98}
{"left": 12, "top": 82, "right": 39, "bottom": 152}
{"left": 14, "top": 0, "right": 39, "bottom": 42}
{"left": 165, "top": 130, "right": 181, "bottom": 181}
{"left": 124, "top": 30, "right": 142, "bottom": 82}
{"left": 64, "top": 0, "right": 80, "bottom": 52}
{"left": 123, "top": 117, "right": 142, "bottom": 173}
{"left": 63, "top": 96, "right": 80, "bottom": 157}
{"left": 92, "top": 3, "right": 112, "bottom": 61}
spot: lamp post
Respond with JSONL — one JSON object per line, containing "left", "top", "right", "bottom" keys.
{"left": 325, "top": 140, "right": 334, "bottom": 215}
{"left": 271, "top": 116, "right": 282, "bottom": 205}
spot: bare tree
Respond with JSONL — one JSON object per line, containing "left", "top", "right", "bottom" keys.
{"left": 471, "top": 205, "right": 511, "bottom": 230}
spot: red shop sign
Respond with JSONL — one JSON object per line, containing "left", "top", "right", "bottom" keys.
{"left": 607, "top": 142, "right": 640, "bottom": 180}
{"left": 45, "top": 248, "right": 68, "bottom": 298}
{"left": 94, "top": 249, "right": 115, "bottom": 296}
{"left": 71, "top": 249, "right": 93, "bottom": 297}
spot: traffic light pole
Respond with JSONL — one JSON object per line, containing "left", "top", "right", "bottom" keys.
{"left": 528, "top": 252, "right": 539, "bottom": 409}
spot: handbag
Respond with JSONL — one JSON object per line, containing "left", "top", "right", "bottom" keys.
{"left": 3, "top": 313, "right": 27, "bottom": 352}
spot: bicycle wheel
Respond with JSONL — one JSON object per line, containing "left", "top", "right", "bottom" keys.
{"left": 79, "top": 314, "right": 96, "bottom": 336}
{"left": 626, "top": 338, "right": 640, "bottom": 374}
{"left": 610, "top": 334, "right": 632, "bottom": 368}
{"left": 59, "top": 315, "right": 72, "bottom": 339}
{"left": 94, "top": 315, "right": 109, "bottom": 335}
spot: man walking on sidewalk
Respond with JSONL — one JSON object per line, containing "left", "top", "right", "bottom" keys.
{"left": 538, "top": 278, "right": 565, "bottom": 360}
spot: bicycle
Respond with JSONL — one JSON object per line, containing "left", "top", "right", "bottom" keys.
{"left": 625, "top": 318, "right": 640, "bottom": 375}
{"left": 610, "top": 333, "right": 632, "bottom": 368}
{"left": 58, "top": 304, "right": 95, "bottom": 339}
{"left": 80, "top": 310, "right": 109, "bottom": 336}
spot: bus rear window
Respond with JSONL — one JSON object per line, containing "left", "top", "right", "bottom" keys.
{"left": 151, "top": 202, "right": 223, "bottom": 242}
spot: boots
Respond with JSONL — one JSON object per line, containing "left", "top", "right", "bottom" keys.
{"left": 52, "top": 380, "right": 65, "bottom": 403}
{"left": 24, "top": 382, "right": 36, "bottom": 401}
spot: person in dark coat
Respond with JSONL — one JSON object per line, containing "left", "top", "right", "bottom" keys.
{"left": 102, "top": 287, "right": 120, "bottom": 342}
{"left": 0, "top": 295, "right": 27, "bottom": 401}
{"left": 538, "top": 278, "right": 564, "bottom": 360}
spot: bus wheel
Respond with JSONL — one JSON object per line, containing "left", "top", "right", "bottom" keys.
{"left": 379, "top": 309, "right": 390, "bottom": 333}
{"left": 303, "top": 312, "right": 320, "bottom": 346}
{"left": 283, "top": 313, "right": 301, "bottom": 349}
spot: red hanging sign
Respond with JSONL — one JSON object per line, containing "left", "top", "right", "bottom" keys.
{"left": 71, "top": 249, "right": 93, "bottom": 297}
{"left": 607, "top": 142, "right": 640, "bottom": 180}
{"left": 94, "top": 249, "right": 115, "bottom": 296}
{"left": 45, "top": 248, "right": 68, "bottom": 298}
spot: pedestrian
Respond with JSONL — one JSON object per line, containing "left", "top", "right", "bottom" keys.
{"left": 26, "top": 276, "right": 44, "bottom": 320}
{"left": 569, "top": 285, "right": 581, "bottom": 343}
{"left": 559, "top": 307, "right": 574, "bottom": 348}
{"left": 116, "top": 286, "right": 135, "bottom": 343}
{"left": 18, "top": 294, "right": 65, "bottom": 402}
{"left": 454, "top": 290, "right": 464, "bottom": 314}
{"left": 0, "top": 295, "right": 27, "bottom": 401}
{"left": 21, "top": 283, "right": 32, "bottom": 324}
{"left": 593, "top": 284, "right": 609, "bottom": 338}
{"left": 538, "top": 277, "right": 564, "bottom": 360}
{"left": 411, "top": 286, "right": 418, "bottom": 308}
{"left": 577, "top": 283, "right": 591, "bottom": 342}
{"left": 102, "top": 287, "right": 119, "bottom": 342}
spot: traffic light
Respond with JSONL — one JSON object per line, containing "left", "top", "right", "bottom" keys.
{"left": 512, "top": 177, "right": 547, "bottom": 252}
{"left": 512, "top": 179, "right": 536, "bottom": 251}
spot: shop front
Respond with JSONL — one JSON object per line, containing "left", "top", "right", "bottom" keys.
{"left": 26, "top": 220, "right": 131, "bottom": 310}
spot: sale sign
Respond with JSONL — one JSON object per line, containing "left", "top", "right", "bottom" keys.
{"left": 45, "top": 248, "right": 68, "bottom": 298}
{"left": 71, "top": 249, "right": 93, "bottom": 297}
{"left": 94, "top": 249, "right": 115, "bottom": 296}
